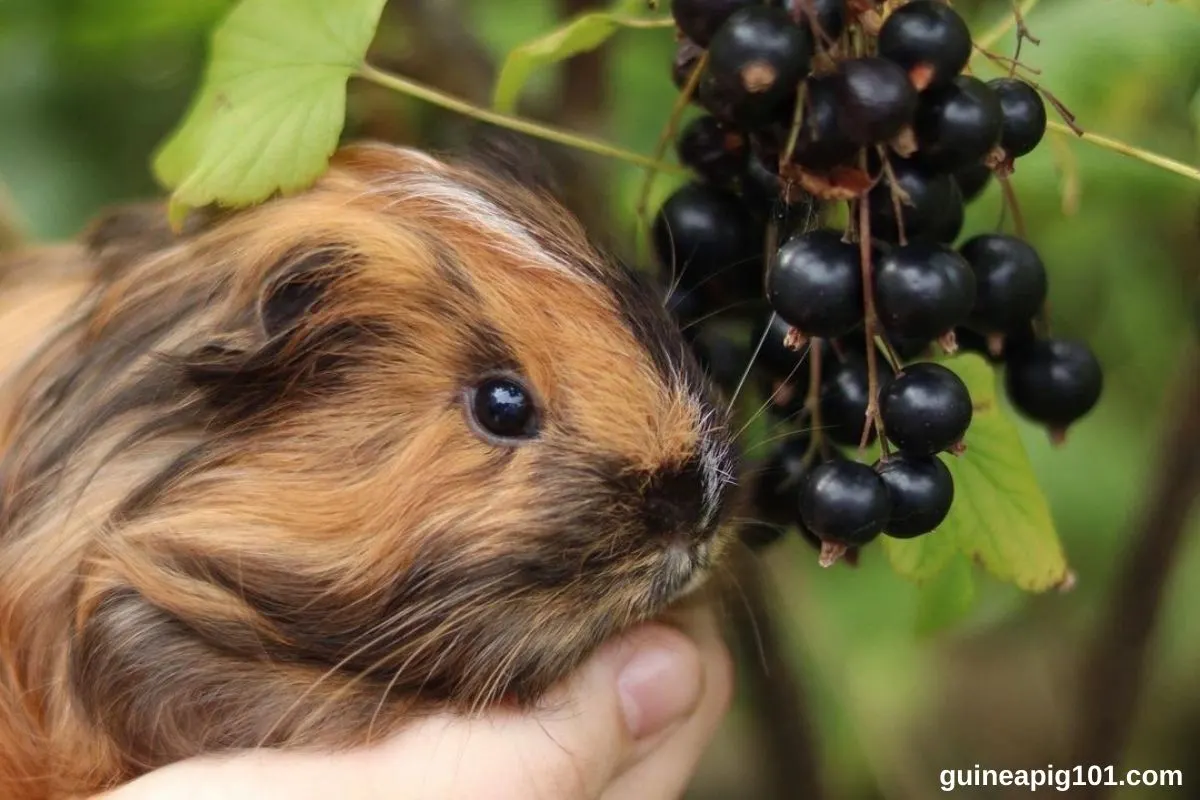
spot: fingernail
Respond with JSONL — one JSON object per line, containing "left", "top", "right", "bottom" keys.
{"left": 616, "top": 632, "right": 702, "bottom": 740}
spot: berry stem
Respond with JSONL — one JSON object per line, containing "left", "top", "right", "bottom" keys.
{"left": 997, "top": 172, "right": 1027, "bottom": 240}
{"left": 356, "top": 64, "right": 688, "bottom": 176}
{"left": 608, "top": 15, "right": 677, "bottom": 29}
{"left": 1046, "top": 121, "right": 1200, "bottom": 184}
{"left": 634, "top": 50, "right": 710, "bottom": 233}
{"left": 854, "top": 192, "right": 887, "bottom": 457}
{"left": 804, "top": 336, "right": 830, "bottom": 462}
{"left": 780, "top": 81, "right": 810, "bottom": 168}
{"left": 877, "top": 148, "right": 910, "bottom": 246}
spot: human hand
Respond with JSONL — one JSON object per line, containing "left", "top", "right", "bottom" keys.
{"left": 93, "top": 606, "right": 732, "bottom": 800}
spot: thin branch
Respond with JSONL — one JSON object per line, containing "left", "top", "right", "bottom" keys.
{"left": 1047, "top": 121, "right": 1200, "bottom": 184}
{"left": 356, "top": 64, "right": 689, "bottom": 176}
{"left": 1071, "top": 344, "right": 1200, "bottom": 797}
{"left": 974, "top": 0, "right": 1043, "bottom": 51}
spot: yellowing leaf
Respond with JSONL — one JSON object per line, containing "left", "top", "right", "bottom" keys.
{"left": 885, "top": 354, "right": 1070, "bottom": 593}
{"left": 153, "top": 0, "right": 388, "bottom": 213}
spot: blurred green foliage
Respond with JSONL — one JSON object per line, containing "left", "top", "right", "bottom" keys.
{"left": 1, "top": 1, "right": 1197, "bottom": 797}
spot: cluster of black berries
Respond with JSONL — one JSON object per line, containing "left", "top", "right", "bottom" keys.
{"left": 655, "top": 0, "right": 1104, "bottom": 560}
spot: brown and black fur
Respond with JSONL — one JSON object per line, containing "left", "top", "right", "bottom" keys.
{"left": 0, "top": 143, "right": 740, "bottom": 799}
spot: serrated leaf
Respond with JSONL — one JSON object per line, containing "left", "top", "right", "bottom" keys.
{"left": 152, "top": 0, "right": 388, "bottom": 214}
{"left": 914, "top": 555, "right": 976, "bottom": 636}
{"left": 492, "top": 0, "right": 657, "bottom": 113}
{"left": 884, "top": 354, "right": 1069, "bottom": 592}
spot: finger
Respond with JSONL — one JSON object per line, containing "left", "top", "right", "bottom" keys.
{"left": 602, "top": 605, "right": 734, "bottom": 800}
{"left": 357, "top": 622, "right": 707, "bottom": 800}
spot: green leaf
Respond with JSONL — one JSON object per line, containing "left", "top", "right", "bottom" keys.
{"left": 492, "top": 0, "right": 660, "bottom": 113}
{"left": 153, "top": 0, "right": 388, "bottom": 214}
{"left": 914, "top": 555, "right": 976, "bottom": 636}
{"left": 884, "top": 354, "right": 1070, "bottom": 592}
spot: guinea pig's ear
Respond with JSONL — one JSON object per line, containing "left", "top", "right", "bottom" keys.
{"left": 258, "top": 251, "right": 326, "bottom": 337}
{"left": 83, "top": 202, "right": 221, "bottom": 279}
{"left": 461, "top": 127, "right": 564, "bottom": 200}
{"left": 257, "top": 247, "right": 344, "bottom": 338}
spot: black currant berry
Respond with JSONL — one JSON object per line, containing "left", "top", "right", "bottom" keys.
{"left": 700, "top": 7, "right": 814, "bottom": 129}
{"left": 781, "top": 0, "right": 847, "bottom": 42}
{"left": 690, "top": 327, "right": 753, "bottom": 395}
{"left": 768, "top": 229, "right": 863, "bottom": 338}
{"left": 880, "top": 362, "right": 973, "bottom": 455}
{"left": 752, "top": 429, "right": 814, "bottom": 527}
{"left": 988, "top": 78, "right": 1047, "bottom": 158}
{"left": 753, "top": 312, "right": 815, "bottom": 383}
{"left": 954, "top": 162, "right": 993, "bottom": 203}
{"left": 653, "top": 182, "right": 765, "bottom": 307}
{"left": 1004, "top": 338, "right": 1103, "bottom": 429}
{"left": 799, "top": 459, "right": 891, "bottom": 546}
{"left": 958, "top": 233, "right": 1048, "bottom": 334}
{"left": 868, "top": 157, "right": 959, "bottom": 243}
{"left": 929, "top": 177, "right": 965, "bottom": 244}
{"left": 877, "top": 0, "right": 972, "bottom": 90}
{"left": 834, "top": 57, "right": 918, "bottom": 145}
{"left": 914, "top": 76, "right": 1004, "bottom": 172}
{"left": 790, "top": 74, "right": 860, "bottom": 170}
{"left": 677, "top": 115, "right": 749, "bottom": 187}
{"left": 672, "top": 0, "right": 757, "bottom": 47}
{"left": 673, "top": 38, "right": 706, "bottom": 91}
{"left": 876, "top": 453, "right": 955, "bottom": 538}
{"left": 874, "top": 242, "right": 976, "bottom": 341}
{"left": 819, "top": 351, "right": 890, "bottom": 446}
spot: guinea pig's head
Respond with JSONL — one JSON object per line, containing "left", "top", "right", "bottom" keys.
{"left": 20, "top": 143, "right": 740, "bottom": 749}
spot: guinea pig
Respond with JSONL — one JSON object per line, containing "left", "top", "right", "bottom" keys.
{"left": 0, "top": 142, "right": 741, "bottom": 799}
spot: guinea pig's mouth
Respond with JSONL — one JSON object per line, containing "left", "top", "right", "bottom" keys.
{"left": 655, "top": 539, "right": 713, "bottom": 604}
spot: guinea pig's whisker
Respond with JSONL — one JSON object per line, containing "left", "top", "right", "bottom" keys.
{"left": 678, "top": 300, "right": 761, "bottom": 334}
{"left": 732, "top": 340, "right": 810, "bottom": 441}
{"left": 725, "top": 311, "right": 777, "bottom": 415}
{"left": 715, "top": 558, "right": 769, "bottom": 675}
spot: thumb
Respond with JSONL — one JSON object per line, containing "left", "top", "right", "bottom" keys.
{"left": 366, "top": 622, "right": 707, "bottom": 800}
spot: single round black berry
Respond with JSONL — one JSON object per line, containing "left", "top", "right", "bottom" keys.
{"left": 781, "top": 0, "right": 847, "bottom": 42}
{"left": 819, "top": 350, "right": 890, "bottom": 446}
{"left": 1004, "top": 338, "right": 1103, "bottom": 429}
{"left": 790, "top": 74, "right": 859, "bottom": 170}
{"left": 877, "top": 0, "right": 972, "bottom": 89}
{"left": 471, "top": 377, "right": 538, "bottom": 441}
{"left": 677, "top": 115, "right": 749, "bottom": 187}
{"left": 834, "top": 57, "right": 918, "bottom": 144}
{"left": 914, "top": 76, "right": 1004, "bottom": 172}
{"left": 954, "top": 162, "right": 993, "bottom": 203}
{"left": 880, "top": 362, "right": 973, "bottom": 455}
{"left": 958, "top": 233, "right": 1048, "bottom": 334}
{"left": 653, "top": 182, "right": 765, "bottom": 307}
{"left": 868, "top": 157, "right": 959, "bottom": 243}
{"left": 799, "top": 459, "right": 892, "bottom": 545}
{"left": 689, "top": 327, "right": 753, "bottom": 395}
{"left": 672, "top": 0, "right": 757, "bottom": 47}
{"left": 699, "top": 7, "right": 814, "bottom": 128}
{"left": 768, "top": 229, "right": 864, "bottom": 337}
{"left": 988, "top": 78, "right": 1047, "bottom": 158}
{"left": 874, "top": 242, "right": 976, "bottom": 341}
{"left": 876, "top": 453, "right": 955, "bottom": 538}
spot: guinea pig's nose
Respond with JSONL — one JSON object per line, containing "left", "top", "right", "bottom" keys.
{"left": 642, "top": 457, "right": 709, "bottom": 543}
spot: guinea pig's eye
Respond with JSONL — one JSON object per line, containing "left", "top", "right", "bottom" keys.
{"left": 467, "top": 376, "right": 540, "bottom": 443}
